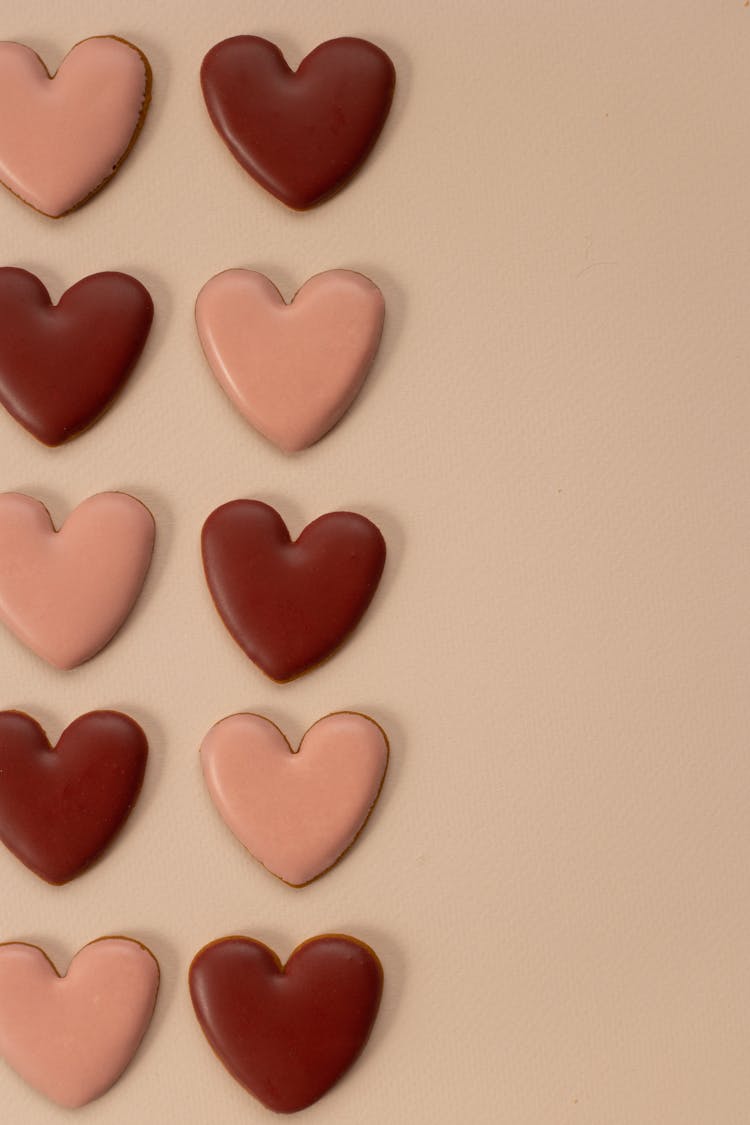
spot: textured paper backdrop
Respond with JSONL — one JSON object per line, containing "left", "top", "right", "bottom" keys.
{"left": 1, "top": 2, "right": 749, "bottom": 1122}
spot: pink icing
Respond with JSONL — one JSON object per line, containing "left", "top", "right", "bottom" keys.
{"left": 0, "top": 492, "right": 154, "bottom": 669}
{"left": 201, "top": 712, "right": 389, "bottom": 886}
{"left": 0, "top": 938, "right": 159, "bottom": 1108}
{"left": 195, "top": 269, "right": 385, "bottom": 452}
{"left": 0, "top": 37, "right": 149, "bottom": 217}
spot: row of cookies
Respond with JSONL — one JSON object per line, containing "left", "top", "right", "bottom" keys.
{"left": 0, "top": 495, "right": 385, "bottom": 674}
{"left": 1, "top": 709, "right": 387, "bottom": 888}
{"left": 0, "top": 267, "right": 384, "bottom": 450}
{"left": 0, "top": 932, "right": 382, "bottom": 1113}
{"left": 0, "top": 34, "right": 394, "bottom": 216}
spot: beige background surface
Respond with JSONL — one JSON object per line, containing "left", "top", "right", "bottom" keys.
{"left": 0, "top": 1, "right": 749, "bottom": 1122}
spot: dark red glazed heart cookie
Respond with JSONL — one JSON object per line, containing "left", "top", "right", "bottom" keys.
{"left": 0, "top": 710, "right": 147, "bottom": 884}
{"left": 200, "top": 36, "right": 396, "bottom": 209}
{"left": 189, "top": 934, "right": 383, "bottom": 1113}
{"left": 0, "top": 268, "right": 153, "bottom": 445}
{"left": 201, "top": 500, "right": 386, "bottom": 682}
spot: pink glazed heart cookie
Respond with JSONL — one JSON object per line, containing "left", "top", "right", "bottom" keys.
{"left": 200, "top": 712, "right": 389, "bottom": 886}
{"left": 0, "top": 36, "right": 151, "bottom": 217}
{"left": 0, "top": 937, "right": 158, "bottom": 1107}
{"left": 0, "top": 492, "right": 154, "bottom": 668}
{"left": 195, "top": 269, "right": 385, "bottom": 452}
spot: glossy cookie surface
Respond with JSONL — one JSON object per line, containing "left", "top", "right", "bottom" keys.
{"left": 0, "top": 937, "right": 159, "bottom": 1107}
{"left": 201, "top": 36, "right": 395, "bottom": 209}
{"left": 201, "top": 712, "right": 388, "bottom": 885}
{"left": 201, "top": 500, "right": 386, "bottom": 681}
{"left": 189, "top": 934, "right": 383, "bottom": 1113}
{"left": 196, "top": 269, "right": 384, "bottom": 452}
{"left": 0, "top": 492, "right": 155, "bottom": 669}
{"left": 0, "top": 710, "right": 147, "bottom": 883}
{"left": 0, "top": 269, "right": 153, "bottom": 445}
{"left": 0, "top": 36, "right": 151, "bottom": 217}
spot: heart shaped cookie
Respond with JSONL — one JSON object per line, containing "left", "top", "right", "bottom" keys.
{"left": 0, "top": 492, "right": 155, "bottom": 669}
{"left": 0, "top": 269, "right": 153, "bottom": 445}
{"left": 0, "top": 36, "right": 151, "bottom": 217}
{"left": 201, "top": 36, "right": 395, "bottom": 209}
{"left": 0, "top": 937, "right": 159, "bottom": 1107}
{"left": 201, "top": 500, "right": 386, "bottom": 681}
{"left": 0, "top": 711, "right": 147, "bottom": 884}
{"left": 201, "top": 712, "right": 388, "bottom": 886}
{"left": 196, "top": 269, "right": 384, "bottom": 452}
{"left": 189, "top": 934, "right": 382, "bottom": 1113}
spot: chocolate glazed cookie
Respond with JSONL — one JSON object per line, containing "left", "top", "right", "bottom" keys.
{"left": 189, "top": 934, "right": 383, "bottom": 1113}
{"left": 201, "top": 36, "right": 395, "bottom": 209}
{"left": 0, "top": 268, "right": 153, "bottom": 445}
{"left": 0, "top": 710, "right": 147, "bottom": 883}
{"left": 201, "top": 500, "right": 386, "bottom": 682}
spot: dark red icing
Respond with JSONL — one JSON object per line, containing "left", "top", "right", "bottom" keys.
{"left": 0, "top": 711, "right": 147, "bottom": 884}
{"left": 0, "top": 268, "right": 153, "bottom": 445}
{"left": 200, "top": 36, "right": 396, "bottom": 210}
{"left": 201, "top": 500, "right": 386, "bottom": 682}
{"left": 189, "top": 934, "right": 383, "bottom": 1113}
